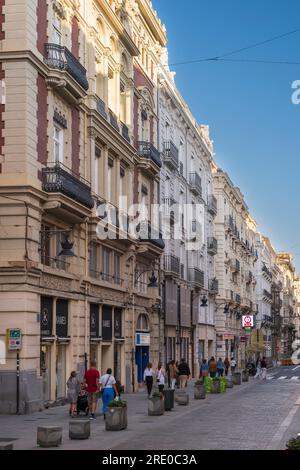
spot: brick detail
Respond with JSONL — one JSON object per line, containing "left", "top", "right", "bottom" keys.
{"left": 37, "top": 74, "right": 48, "bottom": 164}
{"left": 71, "top": 16, "right": 79, "bottom": 60}
{"left": 37, "top": 0, "right": 48, "bottom": 55}
{"left": 71, "top": 108, "right": 80, "bottom": 175}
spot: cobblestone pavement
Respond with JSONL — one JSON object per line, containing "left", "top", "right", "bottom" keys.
{"left": 0, "top": 368, "right": 299, "bottom": 450}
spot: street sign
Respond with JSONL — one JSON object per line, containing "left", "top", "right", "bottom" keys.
{"left": 136, "top": 333, "right": 150, "bottom": 346}
{"left": 242, "top": 315, "right": 254, "bottom": 329}
{"left": 6, "top": 328, "right": 22, "bottom": 351}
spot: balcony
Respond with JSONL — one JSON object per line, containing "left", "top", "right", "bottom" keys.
{"left": 139, "top": 221, "right": 165, "bottom": 251}
{"left": 44, "top": 44, "right": 89, "bottom": 99}
{"left": 188, "top": 267, "right": 204, "bottom": 288}
{"left": 235, "top": 294, "right": 241, "bottom": 304}
{"left": 209, "top": 278, "right": 219, "bottom": 294}
{"left": 246, "top": 271, "right": 253, "bottom": 284}
{"left": 162, "top": 197, "right": 177, "bottom": 223}
{"left": 208, "top": 195, "right": 217, "bottom": 216}
{"left": 230, "top": 258, "right": 240, "bottom": 272}
{"left": 164, "top": 255, "right": 180, "bottom": 276}
{"left": 262, "top": 264, "right": 272, "bottom": 280}
{"left": 137, "top": 141, "right": 162, "bottom": 170}
{"left": 42, "top": 162, "right": 94, "bottom": 210}
{"left": 263, "top": 289, "right": 272, "bottom": 302}
{"left": 96, "top": 95, "right": 107, "bottom": 119}
{"left": 121, "top": 123, "right": 130, "bottom": 143}
{"left": 224, "top": 215, "right": 235, "bottom": 232}
{"left": 109, "top": 109, "right": 120, "bottom": 132}
{"left": 207, "top": 237, "right": 218, "bottom": 255}
{"left": 189, "top": 172, "right": 202, "bottom": 197}
{"left": 163, "top": 140, "right": 179, "bottom": 170}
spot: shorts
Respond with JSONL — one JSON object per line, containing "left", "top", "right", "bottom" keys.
{"left": 87, "top": 392, "right": 98, "bottom": 405}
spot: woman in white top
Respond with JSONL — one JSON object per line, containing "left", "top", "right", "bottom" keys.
{"left": 143, "top": 362, "right": 155, "bottom": 397}
{"left": 100, "top": 368, "right": 119, "bottom": 418}
{"left": 156, "top": 362, "right": 166, "bottom": 392}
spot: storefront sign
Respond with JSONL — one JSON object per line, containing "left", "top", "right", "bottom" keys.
{"left": 102, "top": 305, "right": 112, "bottom": 341}
{"left": 240, "top": 336, "right": 247, "bottom": 343}
{"left": 242, "top": 315, "right": 254, "bottom": 329}
{"left": 223, "top": 334, "right": 235, "bottom": 340}
{"left": 114, "top": 308, "right": 122, "bottom": 338}
{"left": 90, "top": 304, "right": 99, "bottom": 338}
{"left": 136, "top": 332, "right": 150, "bottom": 346}
{"left": 40, "top": 296, "right": 53, "bottom": 337}
{"left": 56, "top": 299, "right": 68, "bottom": 338}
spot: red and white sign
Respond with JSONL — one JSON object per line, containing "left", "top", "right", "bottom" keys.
{"left": 242, "top": 315, "right": 254, "bottom": 328}
{"left": 223, "top": 334, "right": 235, "bottom": 340}
{"left": 240, "top": 336, "right": 247, "bottom": 342}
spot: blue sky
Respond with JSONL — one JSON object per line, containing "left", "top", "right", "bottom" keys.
{"left": 153, "top": 0, "right": 300, "bottom": 270}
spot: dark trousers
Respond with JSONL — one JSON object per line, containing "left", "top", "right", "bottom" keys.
{"left": 217, "top": 369, "right": 224, "bottom": 377}
{"left": 145, "top": 376, "right": 153, "bottom": 396}
{"left": 158, "top": 384, "right": 164, "bottom": 393}
{"left": 210, "top": 371, "right": 216, "bottom": 378}
{"left": 225, "top": 368, "right": 229, "bottom": 376}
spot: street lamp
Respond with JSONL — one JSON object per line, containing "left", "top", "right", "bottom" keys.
{"left": 40, "top": 229, "right": 75, "bottom": 257}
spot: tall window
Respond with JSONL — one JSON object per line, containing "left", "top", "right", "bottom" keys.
{"left": 102, "top": 247, "right": 111, "bottom": 281}
{"left": 120, "top": 81, "right": 126, "bottom": 123}
{"left": 141, "top": 111, "right": 149, "bottom": 141}
{"left": 53, "top": 125, "right": 63, "bottom": 163}
{"left": 52, "top": 13, "right": 61, "bottom": 45}
{"left": 114, "top": 253, "right": 121, "bottom": 285}
{"left": 94, "top": 146, "right": 101, "bottom": 194}
{"left": 107, "top": 158, "right": 114, "bottom": 202}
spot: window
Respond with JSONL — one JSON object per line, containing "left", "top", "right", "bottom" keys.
{"left": 120, "top": 81, "right": 126, "bottom": 123}
{"left": 114, "top": 253, "right": 121, "bottom": 285}
{"left": 94, "top": 147, "right": 101, "bottom": 195}
{"left": 107, "top": 158, "right": 114, "bottom": 202}
{"left": 52, "top": 13, "right": 61, "bottom": 45}
{"left": 102, "top": 247, "right": 111, "bottom": 281}
{"left": 53, "top": 125, "right": 63, "bottom": 163}
{"left": 137, "top": 314, "right": 149, "bottom": 331}
{"left": 141, "top": 111, "right": 149, "bottom": 141}
{"left": 89, "top": 242, "right": 98, "bottom": 278}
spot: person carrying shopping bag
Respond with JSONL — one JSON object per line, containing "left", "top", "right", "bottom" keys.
{"left": 100, "top": 368, "right": 119, "bottom": 419}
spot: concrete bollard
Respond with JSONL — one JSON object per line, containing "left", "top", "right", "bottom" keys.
{"left": 37, "top": 426, "right": 62, "bottom": 448}
{"left": 177, "top": 392, "right": 189, "bottom": 405}
{"left": 69, "top": 419, "right": 90, "bottom": 440}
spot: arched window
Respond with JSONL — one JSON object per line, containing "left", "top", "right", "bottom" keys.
{"left": 137, "top": 313, "right": 149, "bottom": 332}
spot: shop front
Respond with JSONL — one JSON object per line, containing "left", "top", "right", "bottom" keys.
{"left": 135, "top": 313, "right": 150, "bottom": 385}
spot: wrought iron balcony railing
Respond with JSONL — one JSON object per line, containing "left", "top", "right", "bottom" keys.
{"left": 137, "top": 141, "right": 162, "bottom": 168}
{"left": 121, "top": 123, "right": 130, "bottom": 143}
{"left": 207, "top": 237, "right": 218, "bottom": 255}
{"left": 138, "top": 221, "right": 165, "bottom": 250}
{"left": 109, "top": 109, "right": 120, "bottom": 131}
{"left": 263, "top": 289, "right": 273, "bottom": 301}
{"left": 44, "top": 43, "right": 89, "bottom": 91}
{"left": 164, "top": 255, "right": 180, "bottom": 276}
{"left": 42, "top": 161, "right": 94, "bottom": 209}
{"left": 188, "top": 267, "right": 204, "bottom": 288}
{"left": 163, "top": 140, "right": 179, "bottom": 170}
{"left": 262, "top": 264, "right": 272, "bottom": 280}
{"left": 208, "top": 194, "right": 217, "bottom": 216}
{"left": 189, "top": 172, "right": 202, "bottom": 197}
{"left": 96, "top": 95, "right": 107, "bottom": 118}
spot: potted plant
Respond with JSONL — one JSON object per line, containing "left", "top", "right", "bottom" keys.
{"left": 242, "top": 369, "right": 249, "bottom": 382}
{"left": 148, "top": 390, "right": 164, "bottom": 416}
{"left": 204, "top": 376, "right": 213, "bottom": 394}
{"left": 105, "top": 399, "right": 127, "bottom": 431}
{"left": 219, "top": 376, "right": 227, "bottom": 393}
{"left": 211, "top": 377, "right": 221, "bottom": 393}
{"left": 194, "top": 379, "right": 206, "bottom": 399}
{"left": 286, "top": 435, "right": 300, "bottom": 450}
{"left": 233, "top": 371, "right": 242, "bottom": 385}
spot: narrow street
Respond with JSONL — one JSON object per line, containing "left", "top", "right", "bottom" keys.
{"left": 0, "top": 366, "right": 299, "bottom": 451}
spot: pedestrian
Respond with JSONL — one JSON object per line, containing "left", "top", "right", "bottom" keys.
{"left": 84, "top": 361, "right": 100, "bottom": 420}
{"left": 199, "top": 359, "right": 209, "bottom": 378}
{"left": 168, "top": 360, "right": 178, "bottom": 390}
{"left": 260, "top": 357, "right": 267, "bottom": 380}
{"left": 217, "top": 358, "right": 225, "bottom": 377}
{"left": 230, "top": 357, "right": 237, "bottom": 375}
{"left": 66, "top": 371, "right": 80, "bottom": 417}
{"left": 177, "top": 358, "right": 191, "bottom": 388}
{"left": 156, "top": 362, "right": 166, "bottom": 392}
{"left": 254, "top": 356, "right": 261, "bottom": 379}
{"left": 224, "top": 357, "right": 230, "bottom": 376}
{"left": 208, "top": 357, "right": 217, "bottom": 377}
{"left": 100, "top": 368, "right": 119, "bottom": 419}
{"left": 143, "top": 362, "right": 155, "bottom": 397}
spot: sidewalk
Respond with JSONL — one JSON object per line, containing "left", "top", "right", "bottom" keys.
{"left": 0, "top": 378, "right": 254, "bottom": 450}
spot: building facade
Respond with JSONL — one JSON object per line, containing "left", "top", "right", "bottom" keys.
{"left": 158, "top": 49, "right": 217, "bottom": 374}
{"left": 0, "top": 0, "right": 165, "bottom": 413}
{"left": 213, "top": 169, "right": 257, "bottom": 368}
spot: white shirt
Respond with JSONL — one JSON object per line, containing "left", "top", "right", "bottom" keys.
{"left": 100, "top": 374, "right": 116, "bottom": 388}
{"left": 230, "top": 360, "right": 236, "bottom": 367}
{"left": 156, "top": 368, "right": 166, "bottom": 385}
{"left": 143, "top": 368, "right": 155, "bottom": 380}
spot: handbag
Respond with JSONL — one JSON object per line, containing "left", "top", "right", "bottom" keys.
{"left": 100, "top": 375, "right": 111, "bottom": 396}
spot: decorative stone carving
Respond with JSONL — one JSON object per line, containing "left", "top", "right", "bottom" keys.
{"left": 41, "top": 274, "right": 72, "bottom": 292}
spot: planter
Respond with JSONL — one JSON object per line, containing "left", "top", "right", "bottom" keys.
{"left": 163, "top": 388, "right": 174, "bottom": 410}
{"left": 177, "top": 392, "right": 189, "bottom": 405}
{"left": 204, "top": 376, "right": 213, "bottom": 394}
{"left": 226, "top": 377, "right": 234, "bottom": 388}
{"left": 233, "top": 372, "right": 241, "bottom": 385}
{"left": 211, "top": 380, "right": 221, "bottom": 394}
{"left": 242, "top": 371, "right": 249, "bottom": 382}
{"left": 69, "top": 419, "right": 90, "bottom": 440}
{"left": 194, "top": 384, "right": 206, "bottom": 399}
{"left": 219, "top": 377, "right": 227, "bottom": 393}
{"left": 37, "top": 426, "right": 62, "bottom": 447}
{"left": 148, "top": 396, "right": 164, "bottom": 416}
{"left": 106, "top": 406, "right": 127, "bottom": 431}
